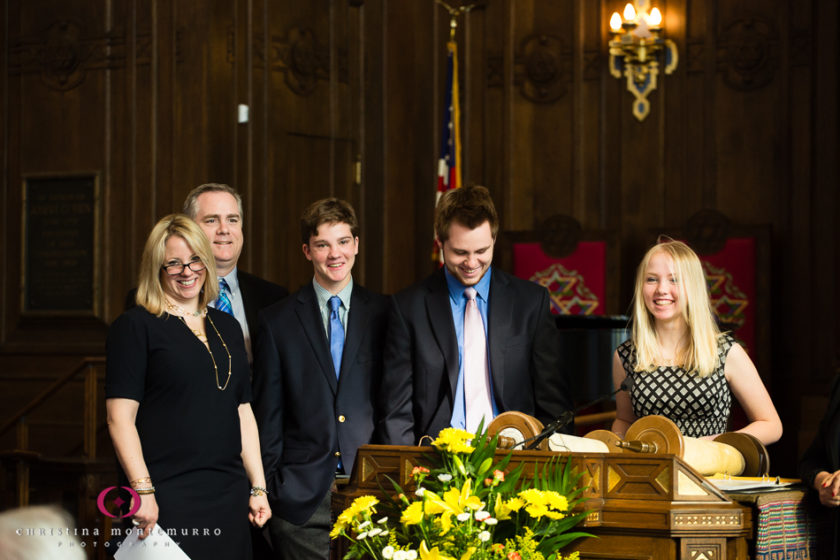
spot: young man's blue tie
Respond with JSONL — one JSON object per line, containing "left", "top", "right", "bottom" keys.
{"left": 215, "top": 279, "right": 234, "bottom": 315}
{"left": 328, "top": 296, "right": 344, "bottom": 379}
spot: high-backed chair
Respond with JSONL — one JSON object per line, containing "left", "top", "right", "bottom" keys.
{"left": 651, "top": 209, "right": 771, "bottom": 377}
{"left": 498, "top": 215, "right": 624, "bottom": 431}
{"left": 497, "top": 214, "right": 619, "bottom": 316}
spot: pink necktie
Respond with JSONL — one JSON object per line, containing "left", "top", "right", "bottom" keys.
{"left": 464, "top": 287, "right": 493, "bottom": 432}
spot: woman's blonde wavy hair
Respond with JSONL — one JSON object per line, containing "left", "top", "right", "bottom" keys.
{"left": 135, "top": 214, "right": 218, "bottom": 316}
{"left": 630, "top": 238, "right": 721, "bottom": 377}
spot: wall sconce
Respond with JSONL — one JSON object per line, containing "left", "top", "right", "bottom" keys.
{"left": 608, "top": 0, "right": 678, "bottom": 121}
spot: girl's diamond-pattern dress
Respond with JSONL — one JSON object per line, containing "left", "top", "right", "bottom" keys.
{"left": 617, "top": 333, "right": 736, "bottom": 438}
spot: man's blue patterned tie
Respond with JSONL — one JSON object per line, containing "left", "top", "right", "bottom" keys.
{"left": 215, "top": 279, "right": 234, "bottom": 316}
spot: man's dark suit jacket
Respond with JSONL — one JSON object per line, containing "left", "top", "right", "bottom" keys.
{"left": 252, "top": 282, "right": 388, "bottom": 525}
{"left": 376, "top": 267, "right": 572, "bottom": 445}
{"left": 236, "top": 270, "right": 289, "bottom": 335}
{"left": 124, "top": 269, "right": 287, "bottom": 336}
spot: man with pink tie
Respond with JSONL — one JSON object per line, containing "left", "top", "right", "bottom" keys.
{"left": 376, "top": 185, "right": 573, "bottom": 445}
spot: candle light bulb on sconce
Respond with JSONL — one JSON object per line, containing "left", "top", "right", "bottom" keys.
{"left": 608, "top": 1, "right": 678, "bottom": 121}
{"left": 648, "top": 7, "right": 662, "bottom": 28}
{"left": 609, "top": 12, "right": 623, "bottom": 32}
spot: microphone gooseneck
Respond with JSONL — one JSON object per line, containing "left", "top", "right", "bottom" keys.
{"left": 515, "top": 376, "right": 634, "bottom": 450}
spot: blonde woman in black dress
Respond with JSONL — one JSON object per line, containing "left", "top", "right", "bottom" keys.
{"left": 106, "top": 214, "right": 270, "bottom": 558}
{"left": 611, "top": 239, "right": 782, "bottom": 445}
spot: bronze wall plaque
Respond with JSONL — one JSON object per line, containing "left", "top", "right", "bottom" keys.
{"left": 22, "top": 175, "right": 100, "bottom": 315}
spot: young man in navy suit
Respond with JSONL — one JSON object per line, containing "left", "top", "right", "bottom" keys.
{"left": 252, "top": 198, "right": 388, "bottom": 559}
{"left": 377, "top": 185, "right": 573, "bottom": 445}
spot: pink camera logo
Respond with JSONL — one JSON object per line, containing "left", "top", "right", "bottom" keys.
{"left": 96, "top": 486, "right": 142, "bottom": 519}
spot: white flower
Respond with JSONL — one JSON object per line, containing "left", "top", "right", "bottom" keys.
{"left": 378, "top": 516, "right": 389, "bottom": 524}
{"left": 456, "top": 512, "right": 471, "bottom": 522}
{"left": 392, "top": 552, "right": 403, "bottom": 560}
{"left": 478, "top": 530, "right": 491, "bottom": 542}
{"left": 367, "top": 528, "right": 383, "bottom": 537}
{"left": 406, "top": 551, "right": 418, "bottom": 560}
{"left": 483, "top": 517, "right": 498, "bottom": 525}
{"left": 382, "top": 546, "right": 395, "bottom": 559}
{"left": 437, "top": 473, "right": 453, "bottom": 482}
{"left": 474, "top": 510, "right": 490, "bottom": 521}
{"left": 358, "top": 520, "right": 371, "bottom": 530}
{"left": 356, "top": 531, "right": 368, "bottom": 540}
{"left": 415, "top": 488, "right": 425, "bottom": 497}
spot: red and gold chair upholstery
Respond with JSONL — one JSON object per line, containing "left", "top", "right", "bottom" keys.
{"left": 499, "top": 216, "right": 623, "bottom": 433}
{"left": 498, "top": 215, "right": 619, "bottom": 316}
{"left": 652, "top": 209, "right": 771, "bottom": 372}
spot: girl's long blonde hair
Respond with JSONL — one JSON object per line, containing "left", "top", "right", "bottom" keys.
{"left": 630, "top": 238, "right": 721, "bottom": 377}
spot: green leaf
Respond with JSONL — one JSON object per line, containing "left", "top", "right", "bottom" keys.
{"left": 476, "top": 457, "right": 493, "bottom": 479}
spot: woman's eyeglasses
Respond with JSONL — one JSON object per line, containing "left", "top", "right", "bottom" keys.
{"left": 162, "top": 258, "right": 206, "bottom": 276}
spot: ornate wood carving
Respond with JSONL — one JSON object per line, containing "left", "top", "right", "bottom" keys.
{"left": 537, "top": 214, "right": 583, "bottom": 258}
{"left": 717, "top": 16, "right": 779, "bottom": 91}
{"left": 254, "top": 27, "right": 348, "bottom": 96}
{"left": 683, "top": 209, "right": 732, "bottom": 255}
{"left": 514, "top": 33, "right": 571, "bottom": 103}
{"left": 681, "top": 537, "right": 726, "bottom": 560}
{"left": 8, "top": 20, "right": 158, "bottom": 91}
{"left": 582, "top": 50, "right": 600, "bottom": 81}
{"left": 673, "top": 513, "right": 743, "bottom": 527}
{"left": 686, "top": 39, "right": 704, "bottom": 74}
{"left": 487, "top": 33, "right": 573, "bottom": 103}
{"left": 486, "top": 53, "right": 502, "bottom": 87}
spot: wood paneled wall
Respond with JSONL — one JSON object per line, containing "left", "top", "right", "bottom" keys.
{"left": 1, "top": 0, "right": 837, "bottom": 476}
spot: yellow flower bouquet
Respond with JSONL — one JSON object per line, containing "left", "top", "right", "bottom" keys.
{"left": 331, "top": 426, "right": 591, "bottom": 560}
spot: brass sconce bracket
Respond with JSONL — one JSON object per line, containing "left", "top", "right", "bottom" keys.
{"left": 608, "top": 1, "right": 679, "bottom": 121}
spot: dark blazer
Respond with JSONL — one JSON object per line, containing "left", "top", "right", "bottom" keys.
{"left": 376, "top": 267, "right": 572, "bottom": 445}
{"left": 237, "top": 270, "right": 289, "bottom": 335}
{"left": 799, "top": 374, "right": 840, "bottom": 559}
{"left": 123, "top": 269, "right": 287, "bottom": 337}
{"left": 252, "top": 282, "right": 388, "bottom": 525}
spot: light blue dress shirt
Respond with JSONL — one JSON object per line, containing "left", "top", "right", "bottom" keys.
{"left": 444, "top": 267, "right": 499, "bottom": 430}
{"left": 313, "top": 277, "right": 353, "bottom": 337}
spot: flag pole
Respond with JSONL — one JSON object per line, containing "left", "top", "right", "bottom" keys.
{"left": 432, "top": 1, "right": 474, "bottom": 264}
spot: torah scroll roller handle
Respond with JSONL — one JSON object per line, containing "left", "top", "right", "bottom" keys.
{"left": 617, "top": 415, "right": 769, "bottom": 477}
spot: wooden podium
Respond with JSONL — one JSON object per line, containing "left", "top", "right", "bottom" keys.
{"left": 333, "top": 445, "right": 752, "bottom": 560}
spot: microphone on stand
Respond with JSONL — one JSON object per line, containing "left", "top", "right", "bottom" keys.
{"left": 517, "top": 376, "right": 634, "bottom": 450}
{"left": 574, "top": 376, "right": 634, "bottom": 415}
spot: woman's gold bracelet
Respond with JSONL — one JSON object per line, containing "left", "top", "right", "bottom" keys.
{"left": 134, "top": 487, "right": 155, "bottom": 495}
{"left": 250, "top": 486, "right": 268, "bottom": 497}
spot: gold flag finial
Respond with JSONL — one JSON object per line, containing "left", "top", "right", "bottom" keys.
{"left": 435, "top": 0, "right": 475, "bottom": 39}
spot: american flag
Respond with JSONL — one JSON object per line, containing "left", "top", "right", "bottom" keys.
{"left": 433, "top": 39, "right": 462, "bottom": 263}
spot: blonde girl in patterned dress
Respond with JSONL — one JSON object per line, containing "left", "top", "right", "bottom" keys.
{"left": 611, "top": 239, "right": 782, "bottom": 445}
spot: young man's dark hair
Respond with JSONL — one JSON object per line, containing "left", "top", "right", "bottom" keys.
{"left": 434, "top": 185, "right": 500, "bottom": 242}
